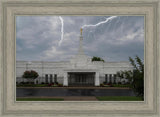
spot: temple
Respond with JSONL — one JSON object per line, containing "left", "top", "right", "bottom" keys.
{"left": 16, "top": 29, "right": 133, "bottom": 86}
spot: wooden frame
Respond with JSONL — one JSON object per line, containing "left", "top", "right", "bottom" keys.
{"left": 0, "top": 0, "right": 159, "bottom": 116}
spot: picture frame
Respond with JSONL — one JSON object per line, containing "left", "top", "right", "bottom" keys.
{"left": 0, "top": 0, "right": 159, "bottom": 116}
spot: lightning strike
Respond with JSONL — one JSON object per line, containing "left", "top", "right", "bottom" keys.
{"left": 58, "top": 16, "right": 64, "bottom": 46}
{"left": 81, "top": 16, "right": 118, "bottom": 29}
{"left": 58, "top": 16, "right": 118, "bottom": 46}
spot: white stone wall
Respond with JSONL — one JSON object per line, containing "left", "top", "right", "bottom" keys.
{"left": 16, "top": 60, "right": 133, "bottom": 85}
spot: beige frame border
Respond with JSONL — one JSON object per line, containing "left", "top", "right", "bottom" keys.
{"left": 0, "top": 0, "right": 159, "bottom": 117}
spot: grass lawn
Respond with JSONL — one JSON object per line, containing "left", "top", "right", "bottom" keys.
{"left": 16, "top": 98, "right": 64, "bottom": 101}
{"left": 96, "top": 96, "right": 143, "bottom": 101}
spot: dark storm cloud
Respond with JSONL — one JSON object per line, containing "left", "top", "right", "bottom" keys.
{"left": 16, "top": 16, "right": 144, "bottom": 62}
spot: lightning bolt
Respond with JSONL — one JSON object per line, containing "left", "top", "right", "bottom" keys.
{"left": 82, "top": 16, "right": 118, "bottom": 29}
{"left": 58, "top": 16, "right": 118, "bottom": 46}
{"left": 58, "top": 16, "right": 64, "bottom": 46}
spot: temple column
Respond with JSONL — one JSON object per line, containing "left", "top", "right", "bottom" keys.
{"left": 63, "top": 72, "right": 68, "bottom": 86}
{"left": 112, "top": 74, "right": 114, "bottom": 83}
{"left": 34, "top": 79, "right": 36, "bottom": 84}
{"left": 47, "top": 74, "right": 49, "bottom": 83}
{"left": 95, "top": 72, "right": 100, "bottom": 86}
{"left": 114, "top": 74, "right": 117, "bottom": 84}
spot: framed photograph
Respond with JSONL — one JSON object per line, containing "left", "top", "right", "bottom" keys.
{"left": 16, "top": 15, "right": 144, "bottom": 102}
{"left": 0, "top": 0, "right": 159, "bottom": 117}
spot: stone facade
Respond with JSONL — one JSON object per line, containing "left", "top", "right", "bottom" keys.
{"left": 16, "top": 29, "right": 133, "bottom": 86}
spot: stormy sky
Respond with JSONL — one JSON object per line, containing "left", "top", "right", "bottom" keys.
{"left": 16, "top": 16, "right": 144, "bottom": 62}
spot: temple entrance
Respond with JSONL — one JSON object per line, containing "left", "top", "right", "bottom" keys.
{"left": 68, "top": 72, "right": 95, "bottom": 86}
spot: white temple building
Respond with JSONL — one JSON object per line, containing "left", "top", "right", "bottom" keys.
{"left": 16, "top": 29, "right": 133, "bottom": 86}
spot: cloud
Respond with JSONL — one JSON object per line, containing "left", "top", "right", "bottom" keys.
{"left": 16, "top": 16, "right": 144, "bottom": 62}
{"left": 41, "top": 31, "right": 79, "bottom": 61}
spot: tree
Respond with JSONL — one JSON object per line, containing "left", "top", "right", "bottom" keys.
{"left": 117, "top": 70, "right": 133, "bottom": 84}
{"left": 92, "top": 56, "right": 105, "bottom": 62}
{"left": 116, "top": 56, "right": 144, "bottom": 98}
{"left": 22, "top": 70, "right": 39, "bottom": 84}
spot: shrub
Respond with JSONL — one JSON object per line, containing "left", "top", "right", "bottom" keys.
{"left": 58, "top": 84, "right": 63, "bottom": 87}
{"left": 103, "top": 81, "right": 107, "bottom": 84}
{"left": 22, "top": 70, "right": 39, "bottom": 79}
{"left": 107, "top": 82, "right": 112, "bottom": 85}
{"left": 92, "top": 56, "right": 105, "bottom": 62}
{"left": 110, "top": 84, "right": 113, "bottom": 87}
{"left": 22, "top": 70, "right": 39, "bottom": 84}
{"left": 100, "top": 83, "right": 104, "bottom": 87}
{"left": 125, "top": 82, "right": 130, "bottom": 85}
{"left": 20, "top": 82, "right": 25, "bottom": 84}
{"left": 48, "top": 83, "right": 52, "bottom": 87}
{"left": 55, "top": 81, "right": 58, "bottom": 84}
{"left": 116, "top": 56, "right": 144, "bottom": 97}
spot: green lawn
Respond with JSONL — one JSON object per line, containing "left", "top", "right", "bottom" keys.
{"left": 16, "top": 98, "right": 64, "bottom": 101}
{"left": 96, "top": 96, "right": 143, "bottom": 101}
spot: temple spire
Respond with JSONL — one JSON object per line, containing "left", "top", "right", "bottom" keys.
{"left": 78, "top": 28, "right": 84, "bottom": 55}
{"left": 80, "top": 28, "right": 83, "bottom": 36}
{"left": 70, "top": 28, "right": 90, "bottom": 66}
